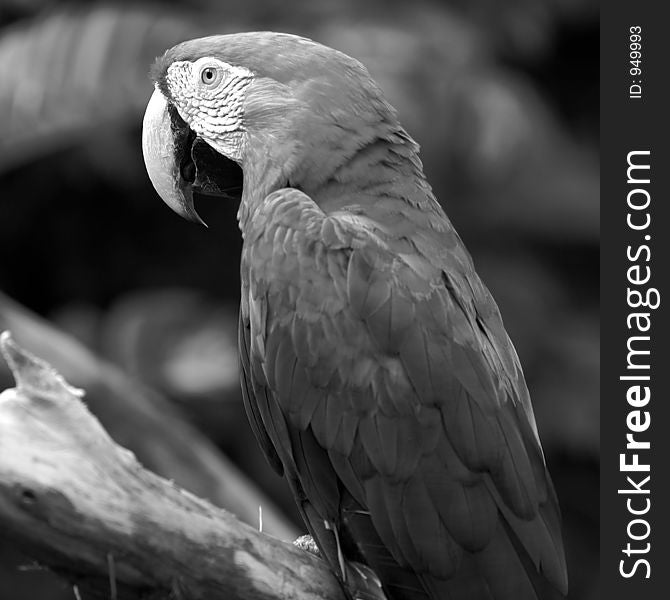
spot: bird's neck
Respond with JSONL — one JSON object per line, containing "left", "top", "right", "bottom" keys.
{"left": 308, "top": 132, "right": 436, "bottom": 215}
{"left": 238, "top": 128, "right": 443, "bottom": 234}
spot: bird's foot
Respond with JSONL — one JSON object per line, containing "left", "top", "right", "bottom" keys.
{"left": 293, "top": 534, "right": 321, "bottom": 558}
{"left": 293, "top": 535, "right": 385, "bottom": 600}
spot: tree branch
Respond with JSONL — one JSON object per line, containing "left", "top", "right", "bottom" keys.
{"left": 0, "top": 331, "right": 344, "bottom": 600}
{"left": 0, "top": 292, "right": 296, "bottom": 541}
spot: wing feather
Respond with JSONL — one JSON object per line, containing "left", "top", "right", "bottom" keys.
{"left": 239, "top": 187, "right": 567, "bottom": 599}
{"left": 238, "top": 313, "right": 283, "bottom": 474}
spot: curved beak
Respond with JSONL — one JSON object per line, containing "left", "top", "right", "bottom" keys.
{"left": 142, "top": 88, "right": 205, "bottom": 225}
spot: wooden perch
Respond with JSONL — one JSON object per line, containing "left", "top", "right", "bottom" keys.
{"left": 0, "top": 292, "right": 296, "bottom": 541}
{"left": 0, "top": 331, "right": 345, "bottom": 600}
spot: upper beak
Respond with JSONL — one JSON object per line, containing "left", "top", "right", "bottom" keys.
{"left": 142, "top": 88, "right": 206, "bottom": 226}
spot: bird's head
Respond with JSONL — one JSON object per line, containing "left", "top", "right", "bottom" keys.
{"left": 142, "top": 32, "right": 399, "bottom": 225}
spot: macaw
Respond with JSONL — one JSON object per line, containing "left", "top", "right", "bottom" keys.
{"left": 142, "top": 32, "right": 567, "bottom": 600}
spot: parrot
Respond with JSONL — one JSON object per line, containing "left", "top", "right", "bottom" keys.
{"left": 142, "top": 32, "right": 568, "bottom": 600}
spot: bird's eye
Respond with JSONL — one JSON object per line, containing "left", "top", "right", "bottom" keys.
{"left": 199, "top": 65, "right": 222, "bottom": 87}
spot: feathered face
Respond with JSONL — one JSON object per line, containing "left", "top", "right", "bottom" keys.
{"left": 142, "top": 32, "right": 396, "bottom": 224}
{"left": 143, "top": 52, "right": 258, "bottom": 224}
{"left": 162, "top": 57, "right": 254, "bottom": 161}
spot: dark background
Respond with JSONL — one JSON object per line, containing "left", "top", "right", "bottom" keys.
{"left": 0, "top": 0, "right": 599, "bottom": 598}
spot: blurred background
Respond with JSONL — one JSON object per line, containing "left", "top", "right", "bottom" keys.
{"left": 0, "top": 0, "right": 598, "bottom": 599}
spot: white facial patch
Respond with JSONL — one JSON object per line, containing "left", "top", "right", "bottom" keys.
{"left": 165, "top": 58, "right": 254, "bottom": 161}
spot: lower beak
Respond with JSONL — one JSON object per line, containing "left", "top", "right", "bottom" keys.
{"left": 142, "top": 88, "right": 205, "bottom": 225}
